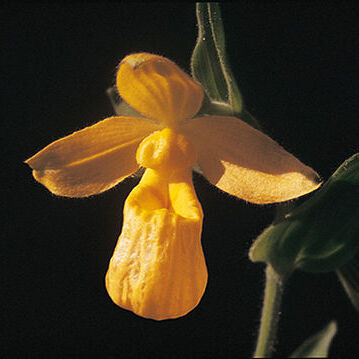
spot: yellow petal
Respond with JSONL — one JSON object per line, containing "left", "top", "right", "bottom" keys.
{"left": 25, "top": 116, "right": 160, "bottom": 197}
{"left": 116, "top": 53, "right": 204, "bottom": 127}
{"left": 182, "top": 116, "right": 321, "bottom": 204}
{"left": 105, "top": 168, "right": 207, "bottom": 320}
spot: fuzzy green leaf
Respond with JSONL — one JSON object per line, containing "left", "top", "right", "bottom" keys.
{"left": 191, "top": 4, "right": 227, "bottom": 105}
{"left": 191, "top": 3, "right": 253, "bottom": 123}
{"left": 250, "top": 154, "right": 359, "bottom": 278}
{"left": 289, "top": 321, "right": 337, "bottom": 358}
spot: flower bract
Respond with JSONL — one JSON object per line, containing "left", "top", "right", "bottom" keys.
{"left": 25, "top": 53, "right": 321, "bottom": 320}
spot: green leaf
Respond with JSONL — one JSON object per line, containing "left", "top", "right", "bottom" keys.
{"left": 196, "top": 94, "right": 260, "bottom": 130}
{"left": 250, "top": 154, "right": 359, "bottom": 278}
{"left": 191, "top": 3, "right": 257, "bottom": 126}
{"left": 191, "top": 4, "right": 228, "bottom": 105}
{"left": 289, "top": 321, "right": 337, "bottom": 358}
{"left": 337, "top": 256, "right": 359, "bottom": 313}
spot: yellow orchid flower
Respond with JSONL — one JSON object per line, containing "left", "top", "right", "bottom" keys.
{"left": 25, "top": 53, "right": 321, "bottom": 320}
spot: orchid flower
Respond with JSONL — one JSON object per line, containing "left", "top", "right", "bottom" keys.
{"left": 25, "top": 53, "right": 321, "bottom": 320}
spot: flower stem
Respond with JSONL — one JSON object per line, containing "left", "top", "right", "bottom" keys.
{"left": 254, "top": 265, "right": 284, "bottom": 358}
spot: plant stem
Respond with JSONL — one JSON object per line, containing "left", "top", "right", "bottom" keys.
{"left": 254, "top": 265, "right": 284, "bottom": 358}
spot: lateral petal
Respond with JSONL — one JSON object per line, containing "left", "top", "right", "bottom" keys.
{"left": 25, "top": 116, "right": 160, "bottom": 197}
{"left": 182, "top": 116, "right": 321, "bottom": 204}
{"left": 105, "top": 168, "right": 207, "bottom": 320}
{"left": 117, "top": 53, "right": 204, "bottom": 127}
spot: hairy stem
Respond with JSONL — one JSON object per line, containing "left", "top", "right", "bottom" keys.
{"left": 254, "top": 265, "right": 284, "bottom": 358}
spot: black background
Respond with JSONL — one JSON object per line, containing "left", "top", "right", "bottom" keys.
{"left": 2, "top": 2, "right": 359, "bottom": 358}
